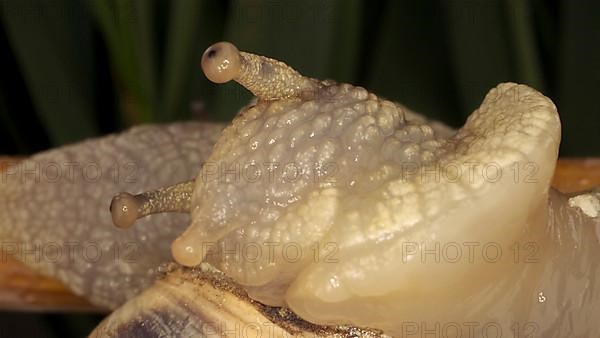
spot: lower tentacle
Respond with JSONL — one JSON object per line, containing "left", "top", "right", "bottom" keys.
{"left": 110, "top": 180, "right": 195, "bottom": 229}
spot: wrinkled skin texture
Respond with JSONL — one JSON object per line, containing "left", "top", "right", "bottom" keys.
{"left": 167, "top": 82, "right": 600, "bottom": 336}
{"left": 0, "top": 122, "right": 223, "bottom": 309}
{"left": 1, "top": 42, "right": 599, "bottom": 336}
{"left": 2, "top": 102, "right": 599, "bottom": 337}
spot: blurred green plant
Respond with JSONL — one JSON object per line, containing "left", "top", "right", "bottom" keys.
{"left": 0, "top": 0, "right": 598, "bottom": 156}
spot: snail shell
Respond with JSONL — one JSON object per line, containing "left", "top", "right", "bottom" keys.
{"left": 91, "top": 264, "right": 389, "bottom": 337}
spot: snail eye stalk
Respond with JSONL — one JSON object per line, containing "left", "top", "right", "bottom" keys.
{"left": 201, "top": 41, "right": 320, "bottom": 101}
{"left": 110, "top": 180, "right": 194, "bottom": 229}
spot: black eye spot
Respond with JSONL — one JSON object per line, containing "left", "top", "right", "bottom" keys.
{"left": 207, "top": 48, "right": 218, "bottom": 59}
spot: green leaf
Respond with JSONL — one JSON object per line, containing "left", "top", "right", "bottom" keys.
{"left": 441, "top": 0, "right": 516, "bottom": 119}
{"left": 503, "top": 0, "right": 544, "bottom": 90}
{"left": 1, "top": 0, "right": 99, "bottom": 145}
{"left": 131, "top": 0, "right": 159, "bottom": 119}
{"left": 327, "top": 0, "right": 364, "bottom": 84}
{"left": 557, "top": 0, "right": 600, "bottom": 156}
{"left": 161, "top": 0, "right": 223, "bottom": 121}
{"left": 367, "top": 0, "right": 461, "bottom": 125}
{"left": 0, "top": 91, "right": 28, "bottom": 153}
{"left": 87, "top": 0, "right": 153, "bottom": 124}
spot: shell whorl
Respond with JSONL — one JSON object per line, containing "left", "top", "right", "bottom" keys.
{"left": 91, "top": 264, "right": 388, "bottom": 338}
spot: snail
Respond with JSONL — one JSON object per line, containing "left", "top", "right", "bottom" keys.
{"left": 1, "top": 42, "right": 599, "bottom": 337}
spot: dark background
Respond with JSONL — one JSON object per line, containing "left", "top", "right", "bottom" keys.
{"left": 0, "top": 0, "right": 599, "bottom": 336}
{"left": 1, "top": 0, "right": 599, "bottom": 157}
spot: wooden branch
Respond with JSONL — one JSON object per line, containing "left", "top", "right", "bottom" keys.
{"left": 0, "top": 256, "right": 100, "bottom": 312}
{"left": 0, "top": 156, "right": 599, "bottom": 312}
{"left": 552, "top": 158, "right": 600, "bottom": 193}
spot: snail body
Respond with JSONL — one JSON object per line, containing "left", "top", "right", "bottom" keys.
{"left": 0, "top": 122, "right": 223, "bottom": 309}
{"left": 105, "top": 42, "right": 600, "bottom": 336}
{"left": 2, "top": 42, "right": 600, "bottom": 336}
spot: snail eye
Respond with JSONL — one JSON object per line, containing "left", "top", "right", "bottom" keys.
{"left": 110, "top": 192, "right": 141, "bottom": 229}
{"left": 201, "top": 41, "right": 241, "bottom": 84}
